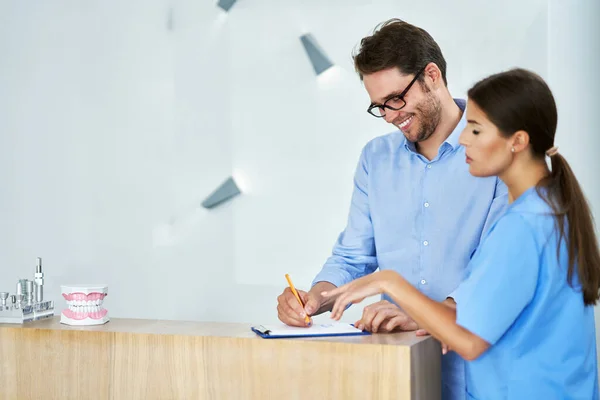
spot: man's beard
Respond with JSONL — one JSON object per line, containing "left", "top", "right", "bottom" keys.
{"left": 407, "top": 94, "right": 442, "bottom": 143}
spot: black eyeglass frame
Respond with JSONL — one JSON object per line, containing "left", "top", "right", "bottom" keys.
{"left": 367, "top": 66, "right": 427, "bottom": 118}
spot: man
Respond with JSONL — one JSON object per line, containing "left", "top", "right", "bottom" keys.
{"left": 276, "top": 19, "right": 507, "bottom": 400}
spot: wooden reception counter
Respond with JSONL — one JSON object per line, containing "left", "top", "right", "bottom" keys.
{"left": 0, "top": 316, "right": 441, "bottom": 399}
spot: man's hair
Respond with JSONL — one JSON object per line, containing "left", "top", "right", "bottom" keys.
{"left": 353, "top": 18, "right": 447, "bottom": 86}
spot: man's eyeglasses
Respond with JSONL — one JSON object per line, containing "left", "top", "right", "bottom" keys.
{"left": 367, "top": 66, "right": 427, "bottom": 118}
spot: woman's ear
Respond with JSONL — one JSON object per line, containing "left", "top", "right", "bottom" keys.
{"left": 511, "top": 130, "right": 530, "bottom": 153}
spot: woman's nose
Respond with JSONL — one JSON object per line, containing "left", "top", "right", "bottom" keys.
{"left": 458, "top": 129, "right": 469, "bottom": 147}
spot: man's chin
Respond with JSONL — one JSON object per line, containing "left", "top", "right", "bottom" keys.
{"left": 404, "top": 131, "right": 433, "bottom": 144}
{"left": 399, "top": 125, "right": 421, "bottom": 142}
{"left": 402, "top": 131, "right": 420, "bottom": 143}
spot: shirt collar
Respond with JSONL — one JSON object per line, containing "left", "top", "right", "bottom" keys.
{"left": 404, "top": 98, "right": 466, "bottom": 153}
{"left": 445, "top": 98, "right": 466, "bottom": 150}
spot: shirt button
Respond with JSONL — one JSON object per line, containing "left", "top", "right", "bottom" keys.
{"left": 420, "top": 279, "right": 427, "bottom": 285}
{"left": 423, "top": 240, "right": 429, "bottom": 246}
{"left": 424, "top": 202, "right": 430, "bottom": 208}
{"left": 427, "top": 164, "right": 432, "bottom": 169}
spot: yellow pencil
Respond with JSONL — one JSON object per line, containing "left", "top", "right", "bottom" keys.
{"left": 285, "top": 274, "right": 311, "bottom": 325}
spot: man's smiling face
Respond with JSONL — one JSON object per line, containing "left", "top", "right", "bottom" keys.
{"left": 363, "top": 67, "right": 442, "bottom": 143}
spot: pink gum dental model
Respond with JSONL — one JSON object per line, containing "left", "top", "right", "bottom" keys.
{"left": 60, "top": 285, "right": 109, "bottom": 326}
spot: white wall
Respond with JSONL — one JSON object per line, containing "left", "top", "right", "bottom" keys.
{"left": 547, "top": 0, "right": 600, "bottom": 377}
{"left": 0, "top": 0, "right": 569, "bottom": 328}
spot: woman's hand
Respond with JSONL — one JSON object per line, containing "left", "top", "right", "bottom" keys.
{"left": 321, "top": 270, "right": 401, "bottom": 321}
{"left": 416, "top": 328, "right": 452, "bottom": 354}
{"left": 415, "top": 296, "right": 458, "bottom": 354}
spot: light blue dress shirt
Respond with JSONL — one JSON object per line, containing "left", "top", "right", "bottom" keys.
{"left": 312, "top": 99, "right": 508, "bottom": 400}
{"left": 453, "top": 187, "right": 599, "bottom": 399}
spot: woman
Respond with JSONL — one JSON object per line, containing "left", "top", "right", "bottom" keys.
{"left": 322, "top": 68, "right": 600, "bottom": 399}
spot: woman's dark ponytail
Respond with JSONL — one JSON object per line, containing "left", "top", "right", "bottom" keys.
{"left": 540, "top": 151, "right": 600, "bottom": 305}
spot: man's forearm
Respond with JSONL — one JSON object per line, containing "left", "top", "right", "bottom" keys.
{"left": 309, "top": 281, "right": 338, "bottom": 315}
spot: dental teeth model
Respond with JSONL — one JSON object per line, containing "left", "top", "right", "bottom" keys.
{"left": 60, "top": 285, "right": 109, "bottom": 326}
{"left": 0, "top": 257, "right": 55, "bottom": 324}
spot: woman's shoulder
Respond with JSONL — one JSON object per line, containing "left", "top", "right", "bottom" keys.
{"left": 488, "top": 190, "right": 553, "bottom": 237}
{"left": 486, "top": 189, "right": 556, "bottom": 249}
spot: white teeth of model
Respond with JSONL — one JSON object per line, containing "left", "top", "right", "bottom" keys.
{"left": 399, "top": 116, "right": 412, "bottom": 128}
{"left": 60, "top": 286, "right": 110, "bottom": 326}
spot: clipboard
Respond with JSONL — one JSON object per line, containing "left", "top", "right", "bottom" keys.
{"left": 251, "top": 322, "right": 370, "bottom": 339}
